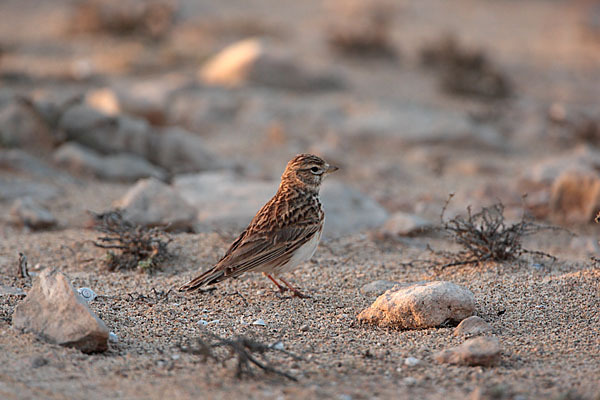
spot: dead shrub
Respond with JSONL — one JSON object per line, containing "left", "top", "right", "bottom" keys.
{"left": 179, "top": 332, "right": 301, "bottom": 381}
{"left": 91, "top": 210, "right": 172, "bottom": 273}
{"left": 433, "top": 195, "right": 557, "bottom": 268}
{"left": 420, "top": 35, "right": 511, "bottom": 99}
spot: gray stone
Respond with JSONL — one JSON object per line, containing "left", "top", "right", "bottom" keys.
{"left": 380, "top": 211, "right": 434, "bottom": 237}
{"left": 12, "top": 268, "right": 109, "bottom": 353}
{"left": 9, "top": 197, "right": 57, "bottom": 229}
{"left": 174, "top": 172, "right": 387, "bottom": 236}
{"left": 59, "top": 104, "right": 226, "bottom": 174}
{"left": 357, "top": 281, "right": 475, "bottom": 329}
{"left": 53, "top": 142, "right": 167, "bottom": 182}
{"left": 320, "top": 181, "right": 389, "bottom": 237}
{"left": 199, "top": 38, "right": 343, "bottom": 91}
{"left": 115, "top": 178, "right": 197, "bottom": 231}
{"left": 434, "top": 336, "right": 501, "bottom": 367}
{"left": 453, "top": 316, "right": 493, "bottom": 337}
{"left": 523, "top": 145, "right": 600, "bottom": 186}
{"left": 0, "top": 149, "right": 67, "bottom": 180}
{"left": 0, "top": 178, "right": 59, "bottom": 201}
{"left": 0, "top": 100, "right": 55, "bottom": 152}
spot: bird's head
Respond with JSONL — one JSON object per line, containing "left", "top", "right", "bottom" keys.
{"left": 280, "top": 153, "right": 339, "bottom": 192}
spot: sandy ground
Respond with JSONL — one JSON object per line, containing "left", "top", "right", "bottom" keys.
{"left": 1, "top": 0, "right": 600, "bottom": 399}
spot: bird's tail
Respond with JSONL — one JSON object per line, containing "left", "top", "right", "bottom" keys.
{"left": 178, "top": 267, "right": 226, "bottom": 292}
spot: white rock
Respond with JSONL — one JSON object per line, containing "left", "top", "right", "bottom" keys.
{"left": 404, "top": 357, "right": 420, "bottom": 366}
{"left": 108, "top": 332, "right": 119, "bottom": 343}
{"left": 357, "top": 281, "right": 475, "bottom": 329}
{"left": 252, "top": 319, "right": 266, "bottom": 326}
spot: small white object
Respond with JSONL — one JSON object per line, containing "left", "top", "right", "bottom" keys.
{"left": 252, "top": 318, "right": 266, "bottom": 326}
{"left": 197, "top": 320, "right": 209, "bottom": 326}
{"left": 271, "top": 341, "right": 284, "bottom": 351}
{"left": 171, "top": 354, "right": 180, "bottom": 360}
{"left": 404, "top": 357, "right": 420, "bottom": 367}
{"left": 207, "top": 320, "right": 220, "bottom": 325}
{"left": 108, "top": 332, "right": 118, "bottom": 343}
{"left": 77, "top": 287, "right": 97, "bottom": 302}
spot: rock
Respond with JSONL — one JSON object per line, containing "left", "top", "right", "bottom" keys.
{"left": 174, "top": 171, "right": 277, "bottom": 229}
{"left": 199, "top": 38, "right": 343, "bottom": 91}
{"left": 12, "top": 268, "right": 109, "bottom": 353}
{"left": 0, "top": 178, "right": 59, "bottom": 202}
{"left": 0, "top": 99, "right": 56, "bottom": 152}
{"left": 53, "top": 142, "right": 167, "bottom": 182}
{"left": 550, "top": 170, "right": 600, "bottom": 223}
{"left": 404, "top": 357, "right": 420, "bottom": 367}
{"left": 115, "top": 178, "right": 197, "bottom": 230}
{"left": 453, "top": 316, "right": 493, "bottom": 337}
{"left": 77, "top": 287, "right": 97, "bottom": 302}
{"left": 434, "top": 336, "right": 501, "bottom": 367}
{"left": 320, "top": 181, "right": 389, "bottom": 237}
{"left": 379, "top": 212, "right": 434, "bottom": 237}
{"left": 569, "top": 236, "right": 600, "bottom": 254}
{"left": 174, "top": 171, "right": 387, "bottom": 236}
{"left": 342, "top": 104, "right": 503, "bottom": 149}
{"left": 0, "top": 149, "right": 67, "bottom": 180}
{"left": 9, "top": 197, "right": 57, "bottom": 229}
{"left": 155, "top": 127, "right": 228, "bottom": 174}
{"left": 59, "top": 104, "right": 225, "bottom": 174}
{"left": 523, "top": 145, "right": 600, "bottom": 186}
{"left": 112, "top": 76, "right": 188, "bottom": 125}
{"left": 0, "top": 285, "right": 26, "bottom": 296}
{"left": 360, "top": 280, "right": 398, "bottom": 296}
{"left": 357, "top": 281, "right": 475, "bottom": 329}
{"left": 85, "top": 88, "right": 120, "bottom": 115}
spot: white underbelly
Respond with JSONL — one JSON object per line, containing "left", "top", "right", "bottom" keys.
{"left": 275, "top": 229, "right": 322, "bottom": 274}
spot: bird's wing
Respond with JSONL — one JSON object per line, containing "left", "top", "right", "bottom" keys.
{"left": 215, "top": 220, "right": 322, "bottom": 278}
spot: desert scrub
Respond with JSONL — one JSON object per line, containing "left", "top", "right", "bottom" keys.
{"left": 433, "top": 195, "right": 557, "bottom": 268}
{"left": 91, "top": 210, "right": 172, "bottom": 273}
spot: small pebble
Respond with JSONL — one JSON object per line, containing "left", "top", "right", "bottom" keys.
{"left": 300, "top": 324, "right": 309, "bottom": 332}
{"left": 252, "top": 318, "right": 266, "bottom": 326}
{"left": 77, "top": 287, "right": 97, "bottom": 302}
{"left": 171, "top": 354, "right": 180, "bottom": 360}
{"left": 197, "top": 320, "right": 209, "bottom": 326}
{"left": 404, "top": 357, "right": 420, "bottom": 367}
{"left": 109, "top": 332, "right": 118, "bottom": 343}
{"left": 31, "top": 356, "right": 48, "bottom": 368}
{"left": 207, "top": 319, "right": 220, "bottom": 325}
{"left": 271, "top": 341, "right": 285, "bottom": 351}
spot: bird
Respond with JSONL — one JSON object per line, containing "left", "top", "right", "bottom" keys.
{"left": 179, "top": 153, "right": 338, "bottom": 298}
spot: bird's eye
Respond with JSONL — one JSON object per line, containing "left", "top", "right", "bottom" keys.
{"left": 310, "top": 166, "right": 320, "bottom": 174}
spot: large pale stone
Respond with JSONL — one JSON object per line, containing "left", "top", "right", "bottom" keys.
{"left": 12, "top": 269, "right": 109, "bottom": 353}
{"left": 357, "top": 281, "right": 475, "bottom": 329}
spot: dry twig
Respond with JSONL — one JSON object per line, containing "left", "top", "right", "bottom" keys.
{"left": 179, "top": 332, "right": 302, "bottom": 381}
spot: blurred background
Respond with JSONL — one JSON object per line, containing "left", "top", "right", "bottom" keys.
{"left": 1, "top": 0, "right": 599, "bottom": 246}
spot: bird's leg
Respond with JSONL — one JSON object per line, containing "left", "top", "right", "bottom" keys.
{"left": 263, "top": 273, "right": 288, "bottom": 293}
{"left": 278, "top": 277, "right": 311, "bottom": 298}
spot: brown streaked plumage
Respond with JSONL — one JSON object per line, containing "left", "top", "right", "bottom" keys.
{"left": 179, "top": 154, "right": 338, "bottom": 297}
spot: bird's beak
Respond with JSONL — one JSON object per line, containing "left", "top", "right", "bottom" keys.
{"left": 326, "top": 164, "right": 339, "bottom": 174}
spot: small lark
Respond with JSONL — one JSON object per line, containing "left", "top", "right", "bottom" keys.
{"left": 179, "top": 154, "right": 338, "bottom": 298}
